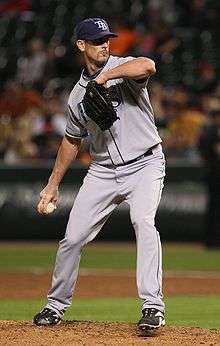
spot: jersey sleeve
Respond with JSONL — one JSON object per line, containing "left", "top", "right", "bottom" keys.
{"left": 116, "top": 56, "right": 149, "bottom": 88}
{"left": 65, "top": 104, "right": 88, "bottom": 139}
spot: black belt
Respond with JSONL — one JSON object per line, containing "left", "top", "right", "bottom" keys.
{"left": 111, "top": 144, "right": 158, "bottom": 167}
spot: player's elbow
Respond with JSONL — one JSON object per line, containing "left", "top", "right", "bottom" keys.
{"left": 138, "top": 57, "right": 156, "bottom": 76}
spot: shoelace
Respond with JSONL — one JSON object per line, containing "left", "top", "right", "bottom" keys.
{"left": 143, "top": 308, "right": 158, "bottom": 317}
{"left": 42, "top": 308, "right": 58, "bottom": 317}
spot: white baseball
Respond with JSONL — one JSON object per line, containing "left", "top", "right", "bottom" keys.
{"left": 45, "top": 202, "right": 57, "bottom": 214}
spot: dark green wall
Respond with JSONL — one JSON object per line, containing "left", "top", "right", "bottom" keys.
{"left": 0, "top": 163, "right": 207, "bottom": 242}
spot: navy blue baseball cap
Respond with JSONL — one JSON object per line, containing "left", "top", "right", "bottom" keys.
{"left": 74, "top": 18, "right": 118, "bottom": 41}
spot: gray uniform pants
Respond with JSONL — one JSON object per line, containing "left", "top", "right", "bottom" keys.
{"left": 46, "top": 144, "right": 165, "bottom": 315}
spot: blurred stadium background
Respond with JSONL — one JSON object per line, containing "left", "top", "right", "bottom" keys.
{"left": 0, "top": 0, "right": 219, "bottom": 246}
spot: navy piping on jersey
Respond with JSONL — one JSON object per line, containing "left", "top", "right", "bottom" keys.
{"left": 82, "top": 68, "right": 102, "bottom": 80}
{"left": 79, "top": 83, "right": 86, "bottom": 88}
{"left": 108, "top": 128, "right": 125, "bottom": 164}
{"left": 77, "top": 102, "right": 88, "bottom": 123}
{"left": 105, "top": 144, "right": 116, "bottom": 166}
{"left": 82, "top": 57, "right": 109, "bottom": 81}
{"left": 65, "top": 130, "right": 87, "bottom": 139}
{"left": 68, "top": 105, "right": 85, "bottom": 129}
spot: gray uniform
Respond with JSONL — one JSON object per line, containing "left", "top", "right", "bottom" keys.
{"left": 46, "top": 55, "right": 165, "bottom": 316}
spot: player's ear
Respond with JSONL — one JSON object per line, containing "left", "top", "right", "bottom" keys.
{"left": 76, "top": 40, "right": 85, "bottom": 52}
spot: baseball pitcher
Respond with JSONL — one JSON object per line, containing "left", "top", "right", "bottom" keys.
{"left": 33, "top": 17, "right": 166, "bottom": 332}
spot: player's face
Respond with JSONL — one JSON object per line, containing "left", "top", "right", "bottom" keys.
{"left": 77, "top": 37, "right": 110, "bottom": 67}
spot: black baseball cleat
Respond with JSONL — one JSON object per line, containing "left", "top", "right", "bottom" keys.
{"left": 138, "top": 308, "right": 165, "bottom": 331}
{"left": 33, "top": 308, "right": 63, "bottom": 326}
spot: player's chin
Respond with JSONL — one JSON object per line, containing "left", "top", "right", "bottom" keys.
{"left": 96, "top": 53, "right": 109, "bottom": 66}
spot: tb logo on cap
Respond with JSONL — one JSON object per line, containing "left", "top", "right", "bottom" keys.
{"left": 94, "top": 20, "right": 108, "bottom": 31}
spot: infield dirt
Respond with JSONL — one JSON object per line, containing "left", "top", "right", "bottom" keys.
{"left": 0, "top": 320, "right": 220, "bottom": 345}
{"left": 1, "top": 270, "right": 220, "bottom": 299}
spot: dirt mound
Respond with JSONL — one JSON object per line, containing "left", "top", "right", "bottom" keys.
{"left": 0, "top": 321, "right": 219, "bottom": 345}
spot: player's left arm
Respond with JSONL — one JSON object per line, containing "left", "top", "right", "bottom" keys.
{"left": 96, "top": 57, "right": 156, "bottom": 85}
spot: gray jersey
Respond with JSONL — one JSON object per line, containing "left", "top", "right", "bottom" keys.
{"left": 66, "top": 55, "right": 162, "bottom": 166}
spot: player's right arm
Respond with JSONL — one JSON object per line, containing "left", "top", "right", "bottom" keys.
{"left": 96, "top": 57, "right": 156, "bottom": 85}
{"left": 37, "top": 135, "right": 81, "bottom": 214}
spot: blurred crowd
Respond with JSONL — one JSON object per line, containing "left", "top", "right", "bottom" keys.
{"left": 0, "top": 0, "right": 220, "bottom": 166}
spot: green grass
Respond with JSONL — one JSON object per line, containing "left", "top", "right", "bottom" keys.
{"left": 0, "top": 242, "right": 220, "bottom": 272}
{"left": 1, "top": 243, "right": 219, "bottom": 329}
{"left": 1, "top": 296, "right": 220, "bottom": 329}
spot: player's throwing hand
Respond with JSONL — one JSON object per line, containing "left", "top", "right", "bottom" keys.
{"left": 37, "top": 185, "right": 59, "bottom": 214}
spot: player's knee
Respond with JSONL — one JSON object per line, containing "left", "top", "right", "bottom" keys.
{"left": 64, "top": 220, "right": 90, "bottom": 246}
{"left": 64, "top": 233, "right": 85, "bottom": 247}
{"left": 130, "top": 213, "right": 155, "bottom": 230}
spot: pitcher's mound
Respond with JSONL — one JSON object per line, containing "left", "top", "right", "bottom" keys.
{"left": 0, "top": 321, "right": 219, "bottom": 345}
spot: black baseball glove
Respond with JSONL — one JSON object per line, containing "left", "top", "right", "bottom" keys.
{"left": 82, "top": 81, "right": 119, "bottom": 131}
